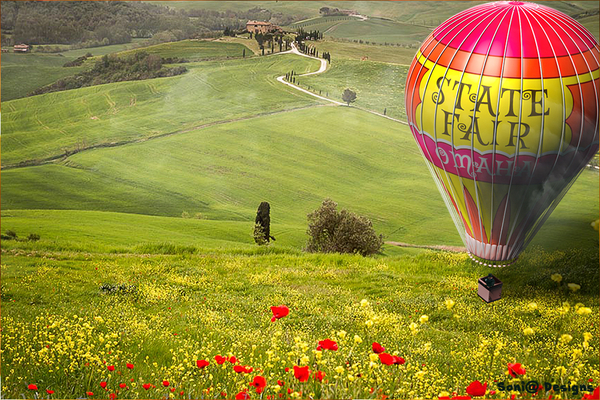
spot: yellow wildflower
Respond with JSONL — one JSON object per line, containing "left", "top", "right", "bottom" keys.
{"left": 337, "top": 330, "right": 347, "bottom": 339}
{"left": 365, "top": 320, "right": 374, "bottom": 328}
{"left": 568, "top": 283, "right": 581, "bottom": 292}
{"left": 370, "top": 354, "right": 379, "bottom": 362}
{"left": 583, "top": 332, "right": 593, "bottom": 342}
{"left": 360, "top": 299, "right": 369, "bottom": 308}
{"left": 528, "top": 302, "right": 538, "bottom": 311}
{"left": 551, "top": 273, "right": 563, "bottom": 283}
{"left": 335, "top": 366, "right": 345, "bottom": 374}
{"left": 419, "top": 315, "right": 429, "bottom": 324}
{"left": 445, "top": 299, "right": 455, "bottom": 310}
{"left": 354, "top": 335, "right": 362, "bottom": 344}
{"left": 523, "top": 327, "right": 534, "bottom": 336}
{"left": 560, "top": 334, "right": 573, "bottom": 343}
{"left": 576, "top": 307, "right": 592, "bottom": 315}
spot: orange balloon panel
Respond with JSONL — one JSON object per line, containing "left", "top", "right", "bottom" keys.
{"left": 405, "top": 1, "right": 599, "bottom": 266}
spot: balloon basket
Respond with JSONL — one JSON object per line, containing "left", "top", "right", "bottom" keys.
{"left": 477, "top": 274, "right": 503, "bottom": 303}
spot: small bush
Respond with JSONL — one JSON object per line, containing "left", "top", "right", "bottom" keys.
{"left": 4, "top": 230, "right": 17, "bottom": 240}
{"left": 181, "top": 211, "right": 190, "bottom": 219}
{"left": 100, "top": 283, "right": 138, "bottom": 296}
{"left": 27, "top": 233, "right": 40, "bottom": 242}
{"left": 305, "top": 199, "right": 383, "bottom": 256}
{"left": 194, "top": 213, "right": 203, "bottom": 220}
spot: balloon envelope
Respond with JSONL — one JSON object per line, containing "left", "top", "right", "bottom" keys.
{"left": 405, "top": 1, "right": 599, "bottom": 266}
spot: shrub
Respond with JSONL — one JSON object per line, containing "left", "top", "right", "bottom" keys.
{"left": 4, "top": 230, "right": 17, "bottom": 240}
{"left": 27, "top": 233, "right": 40, "bottom": 242}
{"left": 181, "top": 211, "right": 190, "bottom": 219}
{"left": 305, "top": 199, "right": 383, "bottom": 256}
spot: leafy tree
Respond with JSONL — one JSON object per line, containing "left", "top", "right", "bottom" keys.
{"left": 342, "top": 88, "right": 357, "bottom": 106}
{"left": 305, "top": 199, "right": 383, "bottom": 256}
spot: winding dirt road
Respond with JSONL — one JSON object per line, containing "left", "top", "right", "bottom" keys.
{"left": 276, "top": 43, "right": 408, "bottom": 125}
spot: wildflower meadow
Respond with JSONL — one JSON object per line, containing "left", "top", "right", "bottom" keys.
{"left": 1, "top": 245, "right": 598, "bottom": 400}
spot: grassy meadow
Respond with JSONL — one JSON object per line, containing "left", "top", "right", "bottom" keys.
{"left": 1, "top": 53, "right": 87, "bottom": 101}
{"left": 299, "top": 60, "right": 407, "bottom": 120}
{"left": 2, "top": 3, "right": 600, "bottom": 399}
{"left": 2, "top": 54, "right": 321, "bottom": 167}
{"left": 113, "top": 40, "right": 252, "bottom": 61}
{"left": 312, "top": 40, "right": 417, "bottom": 65}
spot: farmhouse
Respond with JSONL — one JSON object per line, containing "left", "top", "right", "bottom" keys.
{"left": 13, "top": 44, "right": 30, "bottom": 52}
{"left": 246, "top": 20, "right": 283, "bottom": 34}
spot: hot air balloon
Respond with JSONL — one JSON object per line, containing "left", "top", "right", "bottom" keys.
{"left": 405, "top": 1, "right": 599, "bottom": 267}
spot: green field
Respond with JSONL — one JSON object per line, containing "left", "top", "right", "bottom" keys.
{"left": 3, "top": 104, "right": 598, "bottom": 251}
{"left": 1, "top": 53, "right": 87, "bottom": 101}
{"left": 2, "top": 54, "right": 321, "bottom": 167}
{"left": 313, "top": 40, "right": 417, "bottom": 65}
{"left": 114, "top": 39, "right": 252, "bottom": 61}
{"left": 299, "top": 60, "right": 407, "bottom": 120}
{"left": 579, "top": 14, "right": 600, "bottom": 41}
{"left": 36, "top": 39, "right": 149, "bottom": 59}
{"left": 324, "top": 18, "right": 433, "bottom": 46}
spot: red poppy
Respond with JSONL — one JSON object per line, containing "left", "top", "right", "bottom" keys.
{"left": 221, "top": 392, "right": 227, "bottom": 397}
{"left": 46, "top": 390, "right": 55, "bottom": 395}
{"left": 234, "top": 365, "right": 245, "bottom": 373}
{"left": 28, "top": 384, "right": 38, "bottom": 391}
{"left": 130, "top": 379, "right": 134, "bottom": 383}
{"left": 215, "top": 355, "right": 227, "bottom": 365}
{"left": 162, "top": 381, "right": 170, "bottom": 387}
{"left": 270, "top": 305, "right": 289, "bottom": 322}
{"left": 277, "top": 380, "right": 285, "bottom": 386}
{"left": 107, "top": 365, "right": 115, "bottom": 372}
{"left": 452, "top": 397, "right": 472, "bottom": 400}
{"left": 119, "top": 383, "right": 127, "bottom": 389}
{"left": 235, "top": 390, "right": 250, "bottom": 400}
{"left": 392, "top": 356, "right": 405, "bottom": 365}
{"left": 314, "top": 371, "right": 325, "bottom": 382}
{"left": 196, "top": 360, "right": 210, "bottom": 369}
{"left": 250, "top": 376, "right": 267, "bottom": 393}
{"left": 489, "top": 391, "right": 496, "bottom": 396}
{"left": 466, "top": 381, "right": 487, "bottom": 397}
{"left": 100, "top": 382, "right": 107, "bottom": 389}
{"left": 287, "top": 388, "right": 293, "bottom": 394}
{"left": 316, "top": 339, "right": 338, "bottom": 351}
{"left": 379, "top": 353, "right": 394, "bottom": 365}
{"left": 142, "top": 384, "right": 152, "bottom": 390}
{"left": 87, "top": 392, "right": 94, "bottom": 396}
{"left": 583, "top": 387, "right": 600, "bottom": 400}
{"left": 180, "top": 391, "right": 184, "bottom": 396}
{"left": 170, "top": 388, "right": 176, "bottom": 393}
{"left": 284, "top": 367, "right": 290, "bottom": 372}
{"left": 294, "top": 366, "right": 310, "bottom": 382}
{"left": 109, "top": 393, "right": 117, "bottom": 400}
{"left": 229, "top": 356, "right": 238, "bottom": 364}
{"left": 126, "top": 363, "right": 134, "bottom": 370}
{"left": 372, "top": 342, "right": 385, "bottom": 354}
{"left": 507, "top": 363, "right": 526, "bottom": 378}
{"left": 245, "top": 366, "right": 254, "bottom": 373}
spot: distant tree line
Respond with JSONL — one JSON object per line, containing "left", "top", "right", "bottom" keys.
{"left": 0, "top": 2, "right": 303, "bottom": 49}
{"left": 28, "top": 51, "right": 187, "bottom": 96}
{"left": 295, "top": 28, "right": 323, "bottom": 42}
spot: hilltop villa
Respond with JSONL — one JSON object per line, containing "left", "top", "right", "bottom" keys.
{"left": 246, "top": 20, "right": 283, "bottom": 34}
